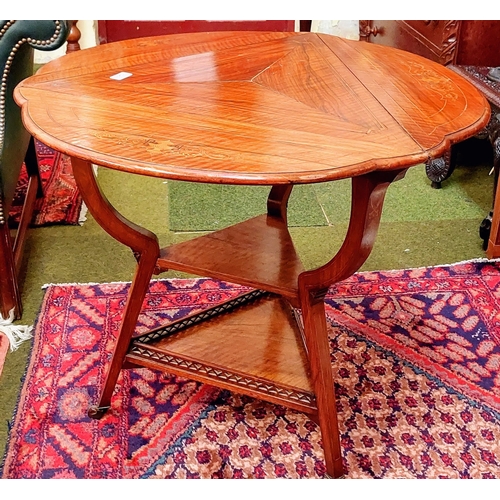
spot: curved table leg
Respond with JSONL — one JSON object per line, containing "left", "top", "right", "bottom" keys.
{"left": 267, "top": 184, "right": 293, "bottom": 222}
{"left": 70, "top": 158, "right": 160, "bottom": 418}
{"left": 297, "top": 168, "right": 407, "bottom": 478}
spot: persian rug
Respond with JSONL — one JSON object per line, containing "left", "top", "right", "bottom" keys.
{"left": 0, "top": 311, "right": 33, "bottom": 379}
{"left": 3, "top": 260, "right": 500, "bottom": 479}
{"left": 8, "top": 141, "right": 84, "bottom": 227}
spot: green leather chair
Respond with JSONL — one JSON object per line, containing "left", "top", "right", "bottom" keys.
{"left": 0, "top": 20, "right": 70, "bottom": 321}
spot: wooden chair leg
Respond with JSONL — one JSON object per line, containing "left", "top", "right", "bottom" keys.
{"left": 12, "top": 151, "right": 40, "bottom": 271}
{"left": 487, "top": 144, "right": 500, "bottom": 258}
{"left": 0, "top": 137, "right": 41, "bottom": 319}
{"left": 23, "top": 136, "right": 43, "bottom": 198}
{"left": 0, "top": 222, "right": 21, "bottom": 319}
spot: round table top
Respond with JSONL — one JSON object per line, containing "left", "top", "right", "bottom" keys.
{"left": 15, "top": 31, "right": 490, "bottom": 185}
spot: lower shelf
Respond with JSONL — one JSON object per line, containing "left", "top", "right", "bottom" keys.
{"left": 126, "top": 292, "right": 317, "bottom": 414}
{"left": 157, "top": 214, "right": 305, "bottom": 304}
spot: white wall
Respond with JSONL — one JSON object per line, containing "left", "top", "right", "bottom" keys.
{"left": 311, "top": 20, "right": 359, "bottom": 40}
{"left": 34, "top": 20, "right": 99, "bottom": 64}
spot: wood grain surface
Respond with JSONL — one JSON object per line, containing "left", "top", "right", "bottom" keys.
{"left": 15, "top": 32, "right": 491, "bottom": 478}
{"left": 15, "top": 31, "right": 490, "bottom": 184}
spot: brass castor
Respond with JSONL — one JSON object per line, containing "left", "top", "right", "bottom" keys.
{"left": 88, "top": 405, "right": 110, "bottom": 419}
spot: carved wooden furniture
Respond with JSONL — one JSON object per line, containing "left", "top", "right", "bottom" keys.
{"left": 0, "top": 20, "right": 70, "bottom": 320}
{"left": 97, "top": 20, "right": 295, "bottom": 44}
{"left": 448, "top": 66, "right": 500, "bottom": 257}
{"left": 66, "top": 20, "right": 81, "bottom": 53}
{"left": 14, "top": 31, "right": 489, "bottom": 478}
{"left": 359, "top": 20, "right": 500, "bottom": 189}
{"left": 359, "top": 21, "right": 500, "bottom": 67}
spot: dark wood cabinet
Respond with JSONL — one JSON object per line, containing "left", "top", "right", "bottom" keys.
{"left": 359, "top": 20, "right": 500, "bottom": 67}
{"left": 98, "top": 21, "right": 296, "bottom": 44}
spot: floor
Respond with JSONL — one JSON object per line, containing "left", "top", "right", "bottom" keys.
{"left": 0, "top": 138, "right": 495, "bottom": 459}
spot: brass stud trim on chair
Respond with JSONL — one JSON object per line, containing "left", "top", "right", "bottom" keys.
{"left": 0, "top": 20, "right": 63, "bottom": 155}
{"left": 0, "top": 197, "right": 5, "bottom": 224}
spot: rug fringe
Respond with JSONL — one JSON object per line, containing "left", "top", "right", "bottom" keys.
{"left": 438, "top": 257, "right": 500, "bottom": 266}
{"left": 78, "top": 200, "right": 89, "bottom": 224}
{"left": 42, "top": 281, "right": 124, "bottom": 288}
{"left": 0, "top": 309, "right": 33, "bottom": 352}
{"left": 40, "top": 259, "right": 500, "bottom": 290}
{"left": 372, "top": 257, "right": 500, "bottom": 274}
{"left": 41, "top": 277, "right": 206, "bottom": 288}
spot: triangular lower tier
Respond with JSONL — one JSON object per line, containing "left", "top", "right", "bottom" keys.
{"left": 157, "top": 214, "right": 304, "bottom": 302}
{"left": 127, "top": 294, "right": 316, "bottom": 414}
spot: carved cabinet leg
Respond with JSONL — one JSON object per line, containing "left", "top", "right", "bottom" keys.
{"left": 479, "top": 138, "right": 499, "bottom": 249}
{"left": 425, "top": 145, "right": 458, "bottom": 189}
{"left": 480, "top": 211, "right": 493, "bottom": 250}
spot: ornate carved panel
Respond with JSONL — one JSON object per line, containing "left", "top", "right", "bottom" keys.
{"left": 438, "top": 21, "right": 461, "bottom": 65}
{"left": 359, "top": 20, "right": 460, "bottom": 65}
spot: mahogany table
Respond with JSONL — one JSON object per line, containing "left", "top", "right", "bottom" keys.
{"left": 14, "top": 31, "right": 489, "bottom": 478}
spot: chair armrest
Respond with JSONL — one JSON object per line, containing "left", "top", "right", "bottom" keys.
{"left": 0, "top": 21, "right": 70, "bottom": 219}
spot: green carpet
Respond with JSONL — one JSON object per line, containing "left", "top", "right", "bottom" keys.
{"left": 167, "top": 182, "right": 329, "bottom": 230}
{"left": 0, "top": 137, "right": 495, "bottom": 462}
{"left": 168, "top": 150, "right": 491, "bottom": 232}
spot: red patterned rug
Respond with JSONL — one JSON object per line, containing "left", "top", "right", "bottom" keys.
{"left": 8, "top": 141, "right": 83, "bottom": 227}
{"left": 3, "top": 260, "right": 500, "bottom": 479}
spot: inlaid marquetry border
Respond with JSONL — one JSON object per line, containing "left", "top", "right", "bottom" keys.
{"left": 127, "top": 344, "right": 317, "bottom": 410}
{"left": 128, "top": 286, "right": 316, "bottom": 412}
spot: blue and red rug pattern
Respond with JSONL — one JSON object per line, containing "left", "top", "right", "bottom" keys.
{"left": 3, "top": 260, "right": 500, "bottom": 478}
